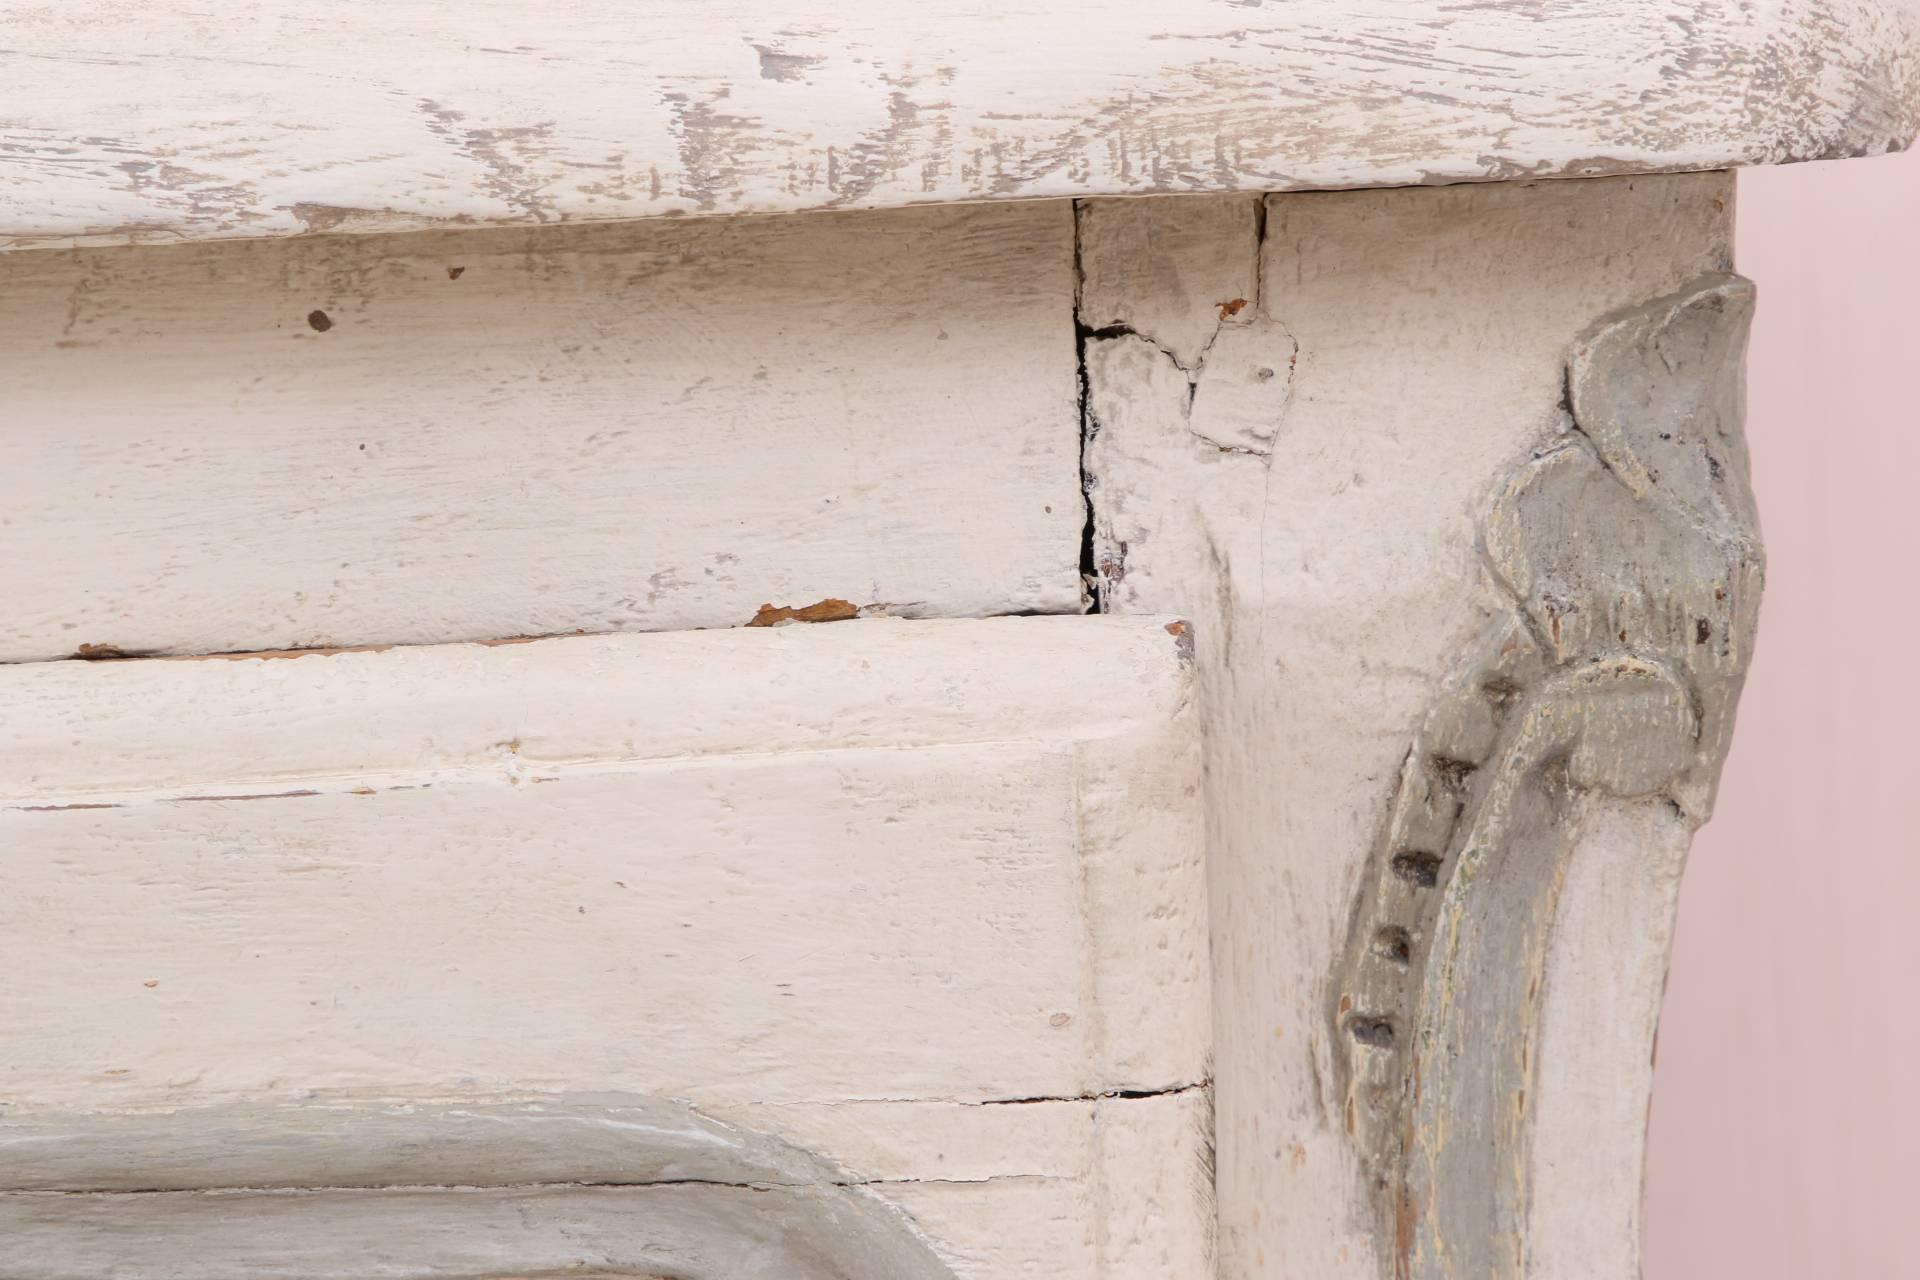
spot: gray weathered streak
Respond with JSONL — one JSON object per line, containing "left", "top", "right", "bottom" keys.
{"left": 1, "top": 1095, "right": 832, "bottom": 1193}
{"left": 0, "top": 1185, "right": 937, "bottom": 1280}
{"left": 1331, "top": 275, "right": 1762, "bottom": 1279}
{"left": 0, "top": 1096, "right": 956, "bottom": 1280}
{"left": 2, "top": 0, "right": 1916, "bottom": 250}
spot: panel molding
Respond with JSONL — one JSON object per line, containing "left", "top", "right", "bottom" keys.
{"left": 0, "top": 1096, "right": 956, "bottom": 1280}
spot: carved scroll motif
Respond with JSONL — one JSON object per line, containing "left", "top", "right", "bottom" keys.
{"left": 1332, "top": 274, "right": 1762, "bottom": 1279}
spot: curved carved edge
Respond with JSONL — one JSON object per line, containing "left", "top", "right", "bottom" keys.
{"left": 1331, "top": 274, "right": 1762, "bottom": 1279}
{"left": 0, "top": 1094, "right": 955, "bottom": 1280}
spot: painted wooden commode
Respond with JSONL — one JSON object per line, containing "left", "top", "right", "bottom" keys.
{"left": 2, "top": 3, "right": 1915, "bottom": 1278}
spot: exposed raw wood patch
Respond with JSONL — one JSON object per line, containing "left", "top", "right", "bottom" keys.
{"left": 1163, "top": 620, "right": 1196, "bottom": 665}
{"left": 747, "top": 598, "right": 860, "bottom": 626}
{"left": 71, "top": 644, "right": 143, "bottom": 661}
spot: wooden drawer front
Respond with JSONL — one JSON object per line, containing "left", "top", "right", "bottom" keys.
{"left": 1, "top": 617, "right": 1210, "bottom": 1278}
{"left": 0, "top": 200, "right": 1079, "bottom": 663}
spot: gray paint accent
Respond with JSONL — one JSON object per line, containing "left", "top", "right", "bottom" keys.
{"left": 0, "top": 1095, "right": 957, "bottom": 1280}
{"left": 1331, "top": 274, "right": 1762, "bottom": 1279}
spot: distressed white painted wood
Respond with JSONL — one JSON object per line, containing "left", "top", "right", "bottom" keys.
{"left": 0, "top": 616, "right": 1211, "bottom": 1279}
{"left": 7, "top": 9, "right": 1909, "bottom": 1261}
{"left": 0, "top": 200, "right": 1080, "bottom": 662}
{"left": 1, "top": 0, "right": 1915, "bottom": 250}
{"left": 1079, "top": 173, "right": 1741, "bottom": 1278}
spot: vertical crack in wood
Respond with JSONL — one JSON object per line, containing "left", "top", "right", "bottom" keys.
{"left": 1073, "top": 199, "right": 1104, "bottom": 614}
{"left": 1075, "top": 194, "right": 1286, "bottom": 621}
{"left": 1331, "top": 273, "right": 1762, "bottom": 1279}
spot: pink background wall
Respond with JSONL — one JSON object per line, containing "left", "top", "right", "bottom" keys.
{"left": 1646, "top": 149, "right": 1920, "bottom": 1276}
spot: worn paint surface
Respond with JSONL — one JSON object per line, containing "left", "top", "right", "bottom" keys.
{"left": 1, "top": 0, "right": 1915, "bottom": 249}
{"left": 0, "top": 617, "right": 1212, "bottom": 1279}
{"left": 1080, "top": 173, "right": 1738, "bottom": 1278}
{"left": 1332, "top": 276, "right": 1761, "bottom": 1279}
{"left": 0, "top": 201, "right": 1080, "bottom": 662}
{"left": 0, "top": 136, "right": 1810, "bottom": 1276}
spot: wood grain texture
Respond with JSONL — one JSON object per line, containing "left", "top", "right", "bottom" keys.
{"left": 0, "top": 617, "right": 1211, "bottom": 1278}
{"left": 0, "top": 201, "right": 1080, "bottom": 662}
{"left": 1079, "top": 173, "right": 1736, "bottom": 1278}
{"left": 1, "top": 0, "right": 1915, "bottom": 250}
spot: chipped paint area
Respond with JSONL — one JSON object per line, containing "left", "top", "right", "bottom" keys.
{"left": 0, "top": 199, "right": 1080, "bottom": 662}
{"left": 1164, "top": 619, "right": 1196, "bottom": 664}
{"left": 746, "top": 598, "right": 861, "bottom": 626}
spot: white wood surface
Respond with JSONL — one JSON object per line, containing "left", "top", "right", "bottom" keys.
{"left": 0, "top": 616, "right": 1211, "bottom": 1278}
{"left": 0, "top": 200, "right": 1080, "bottom": 662}
{"left": 1, "top": 0, "right": 1915, "bottom": 250}
{"left": 1078, "top": 173, "right": 1735, "bottom": 1278}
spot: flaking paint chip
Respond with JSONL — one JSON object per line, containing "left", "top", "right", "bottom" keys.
{"left": 747, "top": 598, "right": 859, "bottom": 626}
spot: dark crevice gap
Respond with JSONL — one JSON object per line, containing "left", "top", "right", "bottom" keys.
{"left": 1371, "top": 925, "right": 1413, "bottom": 965}
{"left": 1346, "top": 1015, "right": 1396, "bottom": 1050}
{"left": 1251, "top": 192, "right": 1269, "bottom": 309}
{"left": 1390, "top": 850, "right": 1444, "bottom": 888}
{"left": 979, "top": 1078, "right": 1212, "bottom": 1107}
{"left": 1072, "top": 198, "right": 1104, "bottom": 615}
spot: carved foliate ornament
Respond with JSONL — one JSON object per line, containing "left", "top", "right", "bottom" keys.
{"left": 1333, "top": 274, "right": 1762, "bottom": 1279}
